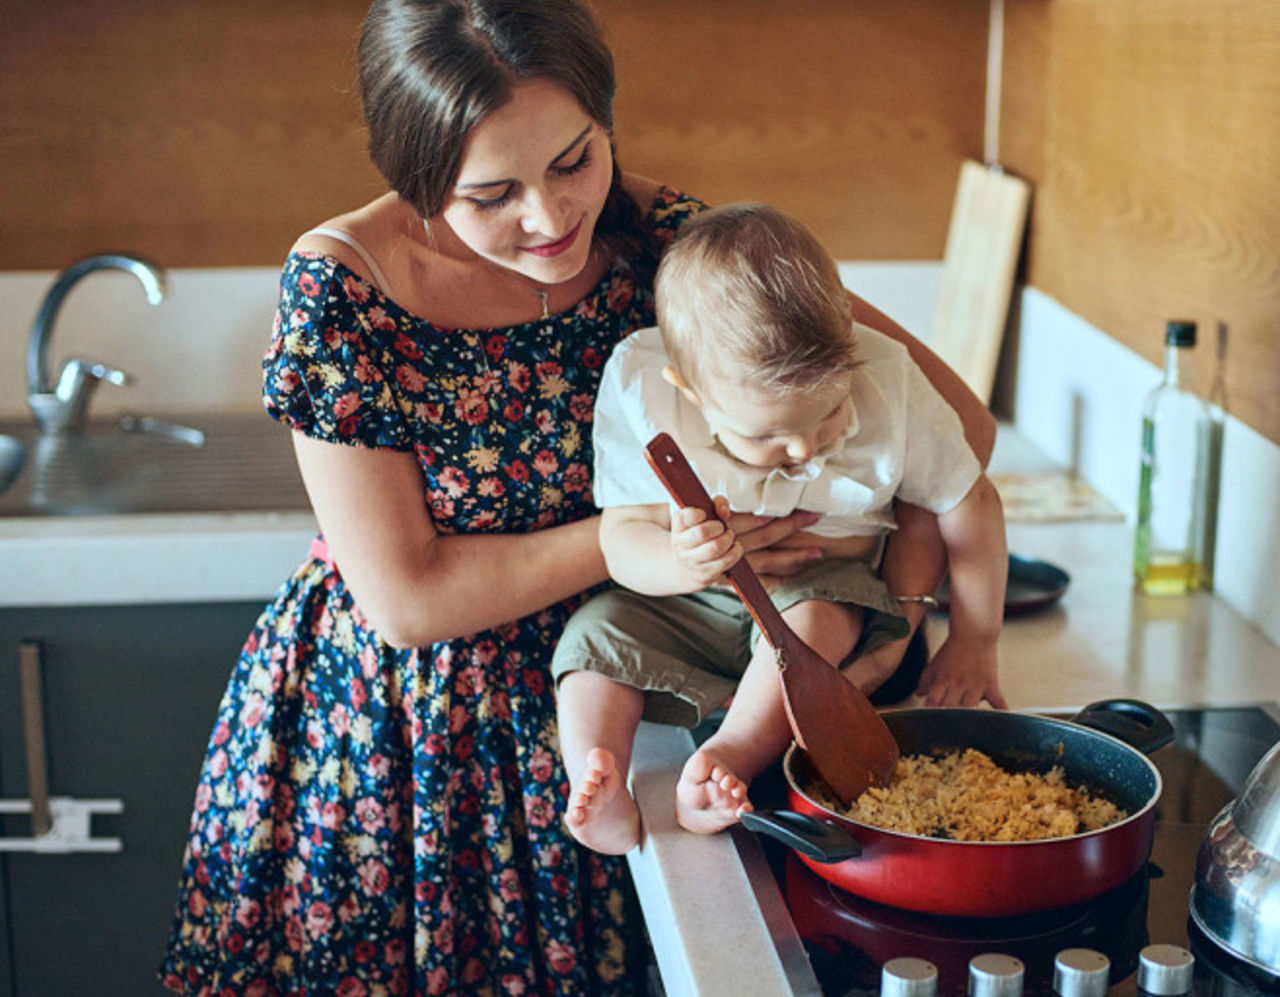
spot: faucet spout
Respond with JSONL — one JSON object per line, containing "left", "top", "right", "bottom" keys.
{"left": 25, "top": 254, "right": 167, "bottom": 432}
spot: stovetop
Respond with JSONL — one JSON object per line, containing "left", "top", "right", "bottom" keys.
{"left": 747, "top": 704, "right": 1280, "bottom": 997}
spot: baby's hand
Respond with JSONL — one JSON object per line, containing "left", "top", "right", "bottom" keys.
{"left": 671, "top": 497, "right": 742, "bottom": 588}
{"left": 915, "top": 633, "right": 1007, "bottom": 709}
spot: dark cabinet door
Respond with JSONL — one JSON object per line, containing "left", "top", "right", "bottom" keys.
{"left": 0, "top": 602, "right": 262, "bottom": 997}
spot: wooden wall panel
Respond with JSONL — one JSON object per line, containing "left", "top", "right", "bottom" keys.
{"left": 1002, "top": 0, "right": 1280, "bottom": 446}
{"left": 0, "top": 0, "right": 985, "bottom": 271}
{"left": 15, "top": 1, "right": 1274, "bottom": 447}
{"left": 604, "top": 0, "right": 988, "bottom": 259}
{"left": 1, "top": 0, "right": 377, "bottom": 270}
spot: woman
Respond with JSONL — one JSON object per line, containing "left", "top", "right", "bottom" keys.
{"left": 160, "top": 1, "right": 994, "bottom": 994}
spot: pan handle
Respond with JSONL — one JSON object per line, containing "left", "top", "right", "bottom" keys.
{"left": 739, "top": 810, "right": 862, "bottom": 864}
{"left": 1071, "top": 699, "right": 1175, "bottom": 756}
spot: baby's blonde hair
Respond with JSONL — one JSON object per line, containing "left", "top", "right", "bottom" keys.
{"left": 654, "top": 203, "right": 859, "bottom": 396}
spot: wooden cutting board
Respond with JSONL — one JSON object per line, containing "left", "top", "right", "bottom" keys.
{"left": 929, "top": 160, "right": 1031, "bottom": 406}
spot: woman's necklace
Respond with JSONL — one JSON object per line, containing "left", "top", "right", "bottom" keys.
{"left": 505, "top": 272, "right": 552, "bottom": 320}
{"left": 422, "top": 218, "right": 551, "bottom": 320}
{"left": 479, "top": 253, "right": 553, "bottom": 319}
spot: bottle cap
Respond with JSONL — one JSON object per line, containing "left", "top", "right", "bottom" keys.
{"left": 1166, "top": 320, "right": 1197, "bottom": 347}
{"left": 1053, "top": 948, "right": 1110, "bottom": 997}
{"left": 968, "top": 952, "right": 1024, "bottom": 997}
{"left": 1137, "top": 943, "right": 1194, "bottom": 995}
{"left": 882, "top": 957, "right": 939, "bottom": 997}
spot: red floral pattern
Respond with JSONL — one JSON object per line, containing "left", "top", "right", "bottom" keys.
{"left": 161, "top": 188, "right": 704, "bottom": 995}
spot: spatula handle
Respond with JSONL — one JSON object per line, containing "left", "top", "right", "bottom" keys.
{"left": 644, "top": 432, "right": 792, "bottom": 651}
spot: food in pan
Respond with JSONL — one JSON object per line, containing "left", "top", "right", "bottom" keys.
{"left": 816, "top": 748, "right": 1128, "bottom": 841}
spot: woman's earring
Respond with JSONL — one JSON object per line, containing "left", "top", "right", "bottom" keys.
{"left": 421, "top": 217, "right": 431, "bottom": 240}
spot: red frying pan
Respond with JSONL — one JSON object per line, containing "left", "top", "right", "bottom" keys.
{"left": 741, "top": 700, "right": 1172, "bottom": 916}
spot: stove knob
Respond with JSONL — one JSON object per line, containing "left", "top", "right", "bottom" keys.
{"left": 882, "top": 957, "right": 938, "bottom": 997}
{"left": 1137, "top": 943, "right": 1194, "bottom": 995}
{"left": 968, "top": 952, "right": 1025, "bottom": 997}
{"left": 1053, "top": 948, "right": 1110, "bottom": 997}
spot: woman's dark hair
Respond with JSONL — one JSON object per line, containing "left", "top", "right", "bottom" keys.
{"left": 359, "top": 0, "right": 649, "bottom": 268}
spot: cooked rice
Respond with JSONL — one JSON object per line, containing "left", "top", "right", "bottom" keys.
{"left": 816, "top": 748, "right": 1127, "bottom": 841}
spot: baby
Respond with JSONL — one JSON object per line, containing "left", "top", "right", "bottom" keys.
{"left": 552, "top": 203, "right": 1007, "bottom": 854}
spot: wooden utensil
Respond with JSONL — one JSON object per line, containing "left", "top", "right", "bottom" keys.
{"left": 928, "top": 159, "right": 1031, "bottom": 406}
{"left": 644, "top": 432, "right": 899, "bottom": 804}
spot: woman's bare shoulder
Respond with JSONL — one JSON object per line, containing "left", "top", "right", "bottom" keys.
{"left": 289, "top": 193, "right": 405, "bottom": 283}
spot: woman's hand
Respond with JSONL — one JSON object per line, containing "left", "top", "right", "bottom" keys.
{"left": 726, "top": 509, "right": 824, "bottom": 587}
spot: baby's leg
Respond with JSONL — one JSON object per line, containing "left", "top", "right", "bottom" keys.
{"left": 677, "top": 599, "right": 862, "bottom": 834}
{"left": 557, "top": 670, "right": 646, "bottom": 854}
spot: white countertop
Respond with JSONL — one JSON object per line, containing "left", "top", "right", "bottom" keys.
{"left": 0, "top": 511, "right": 316, "bottom": 607}
{"left": 626, "top": 426, "right": 1280, "bottom": 997}
{"left": 0, "top": 413, "right": 316, "bottom": 608}
{"left": 942, "top": 428, "right": 1280, "bottom": 713}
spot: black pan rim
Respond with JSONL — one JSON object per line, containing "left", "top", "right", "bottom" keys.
{"left": 783, "top": 709, "right": 1163, "bottom": 846}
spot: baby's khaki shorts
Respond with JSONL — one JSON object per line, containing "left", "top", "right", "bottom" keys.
{"left": 550, "top": 558, "right": 910, "bottom": 728}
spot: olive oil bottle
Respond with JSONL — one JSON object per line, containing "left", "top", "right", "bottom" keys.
{"left": 1133, "top": 320, "right": 1218, "bottom": 595}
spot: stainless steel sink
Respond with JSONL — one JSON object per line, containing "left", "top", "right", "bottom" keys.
{"left": 0, "top": 415, "right": 310, "bottom": 517}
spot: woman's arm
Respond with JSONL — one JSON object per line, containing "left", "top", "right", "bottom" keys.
{"left": 846, "top": 292, "right": 996, "bottom": 467}
{"left": 838, "top": 502, "right": 945, "bottom": 694}
{"left": 293, "top": 434, "right": 608, "bottom": 648}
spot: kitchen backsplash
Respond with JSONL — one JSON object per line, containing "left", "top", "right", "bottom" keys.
{"left": 0, "top": 267, "right": 280, "bottom": 421}
{"left": 0, "top": 263, "right": 942, "bottom": 423}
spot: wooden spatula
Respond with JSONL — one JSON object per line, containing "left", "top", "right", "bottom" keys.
{"left": 644, "top": 432, "right": 899, "bottom": 804}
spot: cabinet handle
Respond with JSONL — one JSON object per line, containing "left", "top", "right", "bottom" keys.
{"left": 18, "top": 640, "right": 51, "bottom": 836}
{"left": 0, "top": 638, "right": 123, "bottom": 853}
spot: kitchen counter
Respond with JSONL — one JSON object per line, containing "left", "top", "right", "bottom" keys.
{"left": 0, "top": 510, "right": 316, "bottom": 607}
{"left": 626, "top": 426, "right": 1280, "bottom": 997}
{"left": 951, "top": 428, "right": 1280, "bottom": 713}
{"left": 0, "top": 414, "right": 316, "bottom": 607}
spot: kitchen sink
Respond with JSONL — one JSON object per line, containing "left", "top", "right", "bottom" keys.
{"left": 0, "top": 414, "right": 310, "bottom": 517}
{"left": 0, "top": 434, "right": 24, "bottom": 494}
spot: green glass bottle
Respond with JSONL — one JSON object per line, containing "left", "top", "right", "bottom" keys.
{"left": 1133, "top": 320, "right": 1217, "bottom": 595}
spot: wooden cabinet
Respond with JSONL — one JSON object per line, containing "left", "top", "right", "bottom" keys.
{"left": 0, "top": 602, "right": 263, "bottom": 996}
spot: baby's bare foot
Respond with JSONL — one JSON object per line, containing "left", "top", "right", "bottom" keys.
{"left": 565, "top": 747, "right": 641, "bottom": 855}
{"left": 675, "top": 747, "right": 753, "bottom": 835}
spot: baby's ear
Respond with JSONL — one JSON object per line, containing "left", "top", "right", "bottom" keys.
{"left": 661, "top": 364, "right": 702, "bottom": 407}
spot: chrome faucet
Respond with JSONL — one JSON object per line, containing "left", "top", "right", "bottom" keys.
{"left": 26, "top": 254, "right": 167, "bottom": 433}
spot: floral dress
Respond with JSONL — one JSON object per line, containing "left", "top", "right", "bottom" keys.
{"left": 160, "top": 188, "right": 704, "bottom": 997}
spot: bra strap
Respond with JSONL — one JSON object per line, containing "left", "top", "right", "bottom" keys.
{"left": 302, "top": 226, "right": 392, "bottom": 294}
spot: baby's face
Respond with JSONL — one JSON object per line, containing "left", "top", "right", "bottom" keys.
{"left": 694, "top": 372, "right": 855, "bottom": 471}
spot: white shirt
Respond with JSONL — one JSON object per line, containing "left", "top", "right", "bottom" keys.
{"left": 592, "top": 324, "right": 981, "bottom": 537}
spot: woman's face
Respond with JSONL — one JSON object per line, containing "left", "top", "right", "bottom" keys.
{"left": 439, "top": 79, "right": 614, "bottom": 287}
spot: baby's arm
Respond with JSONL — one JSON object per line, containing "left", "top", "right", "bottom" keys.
{"left": 601, "top": 498, "right": 742, "bottom": 596}
{"left": 916, "top": 474, "right": 1009, "bottom": 708}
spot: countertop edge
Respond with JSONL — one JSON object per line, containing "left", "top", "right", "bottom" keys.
{"left": 0, "top": 511, "right": 317, "bottom": 607}
{"left": 627, "top": 722, "right": 820, "bottom": 997}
